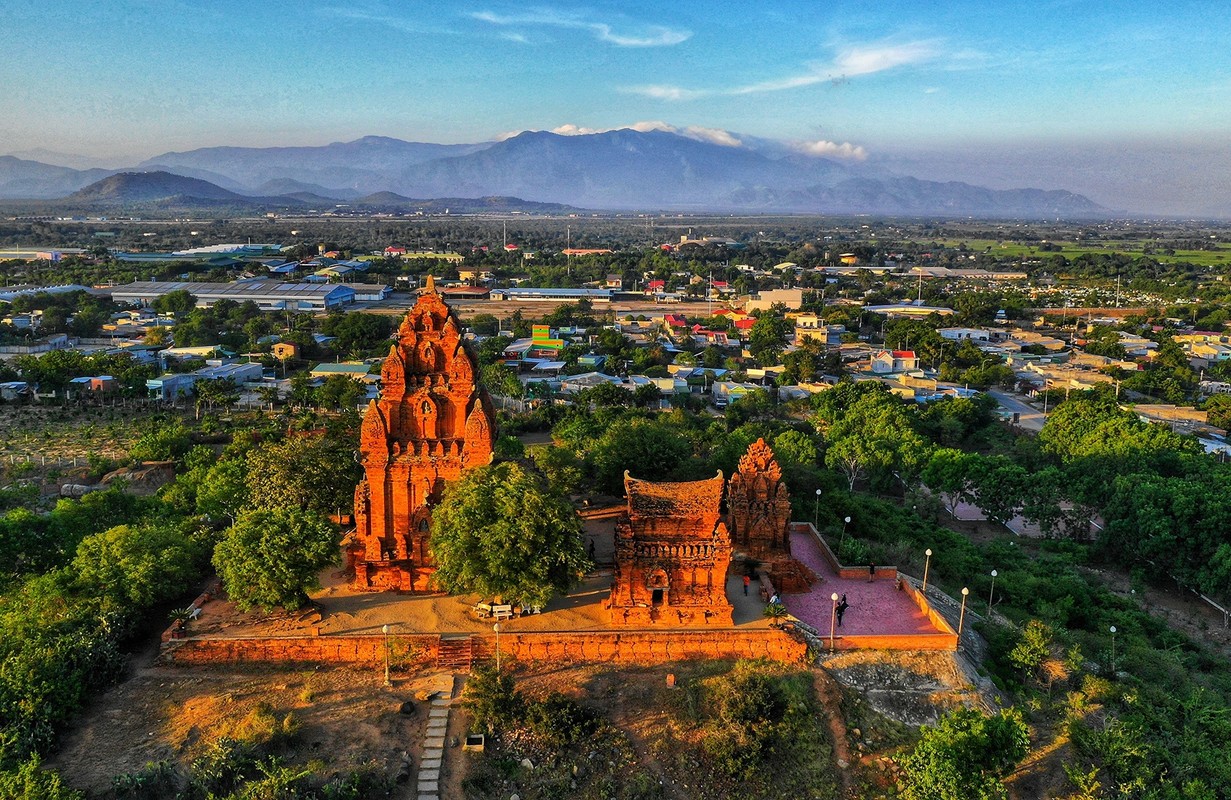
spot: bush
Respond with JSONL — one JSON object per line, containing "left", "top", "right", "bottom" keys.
{"left": 0, "top": 756, "right": 83, "bottom": 799}
{"left": 112, "top": 760, "right": 181, "bottom": 799}
{"left": 524, "top": 693, "right": 600, "bottom": 748}
{"left": 462, "top": 665, "right": 523, "bottom": 733}
{"left": 129, "top": 420, "right": 193, "bottom": 463}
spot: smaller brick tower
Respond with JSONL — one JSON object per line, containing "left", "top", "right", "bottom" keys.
{"left": 609, "top": 472, "right": 733, "bottom": 626}
{"left": 727, "top": 438, "right": 793, "bottom": 559}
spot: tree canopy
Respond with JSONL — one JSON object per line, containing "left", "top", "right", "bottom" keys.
{"left": 429, "top": 462, "right": 589, "bottom": 608}
{"left": 212, "top": 509, "right": 340, "bottom": 611}
{"left": 901, "top": 707, "right": 1029, "bottom": 800}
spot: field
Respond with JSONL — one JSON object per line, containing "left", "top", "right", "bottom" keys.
{"left": 935, "top": 238, "right": 1231, "bottom": 266}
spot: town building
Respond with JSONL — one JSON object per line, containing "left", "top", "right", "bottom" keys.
{"left": 871, "top": 350, "right": 920, "bottom": 373}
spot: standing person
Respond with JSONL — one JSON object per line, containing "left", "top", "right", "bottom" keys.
{"left": 742, "top": 574, "right": 751, "bottom": 596}
{"left": 869, "top": 563, "right": 876, "bottom": 583}
{"left": 836, "top": 595, "right": 849, "bottom": 627}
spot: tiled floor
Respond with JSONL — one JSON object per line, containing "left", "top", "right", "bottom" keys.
{"left": 783, "top": 531, "right": 941, "bottom": 637}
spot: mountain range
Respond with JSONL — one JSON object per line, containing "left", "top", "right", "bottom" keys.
{"left": 0, "top": 129, "right": 1105, "bottom": 217}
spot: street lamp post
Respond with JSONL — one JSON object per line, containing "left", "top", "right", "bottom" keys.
{"left": 987, "top": 570, "right": 998, "bottom": 616}
{"left": 493, "top": 623, "right": 501, "bottom": 673}
{"left": 814, "top": 488, "right": 822, "bottom": 530}
{"left": 922, "top": 548, "right": 933, "bottom": 593}
{"left": 829, "top": 592, "right": 839, "bottom": 652}
{"left": 958, "top": 588, "right": 970, "bottom": 641}
{"left": 382, "top": 624, "right": 391, "bottom": 687}
{"left": 1109, "top": 625, "right": 1117, "bottom": 674}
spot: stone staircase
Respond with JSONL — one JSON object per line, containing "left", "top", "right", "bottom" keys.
{"left": 436, "top": 635, "right": 473, "bottom": 672}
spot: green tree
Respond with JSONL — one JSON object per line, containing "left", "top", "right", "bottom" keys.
{"left": 820, "top": 389, "right": 929, "bottom": 491}
{"left": 429, "top": 462, "right": 589, "bottom": 608}
{"left": 72, "top": 524, "right": 202, "bottom": 610}
{"left": 591, "top": 418, "right": 692, "bottom": 492}
{"left": 196, "top": 459, "right": 250, "bottom": 524}
{"left": 245, "top": 434, "right": 359, "bottom": 517}
{"left": 1009, "top": 619, "right": 1054, "bottom": 684}
{"left": 901, "top": 707, "right": 1030, "bottom": 800}
{"left": 152, "top": 289, "right": 196, "bottom": 315}
{"left": 192, "top": 377, "right": 239, "bottom": 420}
{"left": 921, "top": 448, "right": 979, "bottom": 518}
{"left": 747, "top": 315, "right": 792, "bottom": 365}
{"left": 213, "top": 509, "right": 340, "bottom": 611}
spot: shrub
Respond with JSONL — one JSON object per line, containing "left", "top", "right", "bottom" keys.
{"left": 462, "top": 665, "right": 523, "bottom": 733}
{"left": 524, "top": 693, "right": 600, "bottom": 748}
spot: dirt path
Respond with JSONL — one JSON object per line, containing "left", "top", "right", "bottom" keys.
{"left": 813, "top": 669, "right": 855, "bottom": 799}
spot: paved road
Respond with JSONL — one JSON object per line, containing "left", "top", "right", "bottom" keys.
{"left": 987, "top": 388, "right": 1046, "bottom": 432}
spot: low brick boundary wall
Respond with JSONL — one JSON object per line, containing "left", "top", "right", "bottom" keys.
{"left": 159, "top": 629, "right": 808, "bottom": 667}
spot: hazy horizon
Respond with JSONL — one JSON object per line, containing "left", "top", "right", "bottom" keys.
{"left": 4, "top": 1, "right": 1230, "bottom": 215}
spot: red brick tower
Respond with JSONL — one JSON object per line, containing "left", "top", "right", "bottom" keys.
{"left": 350, "top": 280, "right": 495, "bottom": 591}
{"left": 727, "top": 438, "right": 793, "bottom": 559}
{"left": 609, "top": 472, "right": 734, "bottom": 626}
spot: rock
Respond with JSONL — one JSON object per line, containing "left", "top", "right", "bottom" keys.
{"left": 395, "top": 761, "right": 412, "bottom": 784}
{"left": 399, "top": 700, "right": 416, "bottom": 715}
{"left": 851, "top": 728, "right": 861, "bottom": 738}
{"left": 837, "top": 759, "right": 849, "bottom": 769}
{"left": 520, "top": 758, "right": 534, "bottom": 770}
{"left": 510, "top": 795, "right": 520, "bottom": 800}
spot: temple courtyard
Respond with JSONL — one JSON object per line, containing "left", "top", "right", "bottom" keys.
{"left": 184, "top": 527, "right": 946, "bottom": 643}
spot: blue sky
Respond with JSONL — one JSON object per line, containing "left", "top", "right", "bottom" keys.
{"left": 3, "top": 1, "right": 1231, "bottom": 212}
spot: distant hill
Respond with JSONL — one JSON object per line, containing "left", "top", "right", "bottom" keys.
{"left": 352, "top": 192, "right": 578, "bottom": 214}
{"left": 0, "top": 129, "right": 1107, "bottom": 217}
{"left": 66, "top": 171, "right": 247, "bottom": 203}
{"left": 138, "top": 135, "right": 490, "bottom": 195}
{"left": 0, "top": 156, "right": 112, "bottom": 199}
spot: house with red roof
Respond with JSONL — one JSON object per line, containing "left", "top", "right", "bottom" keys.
{"left": 664, "top": 314, "right": 688, "bottom": 328}
{"left": 871, "top": 350, "right": 919, "bottom": 373}
{"left": 383, "top": 246, "right": 407, "bottom": 256}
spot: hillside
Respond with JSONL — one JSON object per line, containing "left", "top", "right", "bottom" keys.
{"left": 1, "top": 129, "right": 1106, "bottom": 216}
{"left": 65, "top": 171, "right": 247, "bottom": 203}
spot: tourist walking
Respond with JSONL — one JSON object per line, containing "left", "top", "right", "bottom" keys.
{"left": 836, "top": 594, "right": 849, "bottom": 627}
{"left": 742, "top": 574, "right": 751, "bottom": 596}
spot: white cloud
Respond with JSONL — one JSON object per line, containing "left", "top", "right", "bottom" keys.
{"left": 623, "top": 85, "right": 709, "bottom": 101}
{"left": 624, "top": 37, "right": 944, "bottom": 101}
{"left": 469, "top": 9, "right": 689, "bottom": 47}
{"left": 792, "top": 140, "right": 868, "bottom": 161}
{"left": 547, "top": 121, "right": 742, "bottom": 147}
{"left": 832, "top": 40, "right": 940, "bottom": 77}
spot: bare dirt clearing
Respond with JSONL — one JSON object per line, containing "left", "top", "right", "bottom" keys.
{"left": 48, "top": 662, "right": 439, "bottom": 797}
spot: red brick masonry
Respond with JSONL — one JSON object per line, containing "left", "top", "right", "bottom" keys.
{"left": 160, "top": 629, "right": 808, "bottom": 666}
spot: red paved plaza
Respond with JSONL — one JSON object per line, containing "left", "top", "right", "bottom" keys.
{"left": 783, "top": 531, "right": 942, "bottom": 637}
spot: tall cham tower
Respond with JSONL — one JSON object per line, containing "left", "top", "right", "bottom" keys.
{"left": 350, "top": 278, "right": 495, "bottom": 591}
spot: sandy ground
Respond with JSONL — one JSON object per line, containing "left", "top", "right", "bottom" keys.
{"left": 47, "top": 661, "right": 449, "bottom": 798}
{"left": 189, "top": 564, "right": 777, "bottom": 640}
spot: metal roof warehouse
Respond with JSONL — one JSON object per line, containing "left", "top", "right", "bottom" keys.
{"left": 107, "top": 281, "right": 371, "bottom": 311}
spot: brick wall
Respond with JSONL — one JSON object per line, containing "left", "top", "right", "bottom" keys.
{"left": 159, "top": 629, "right": 807, "bottom": 667}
